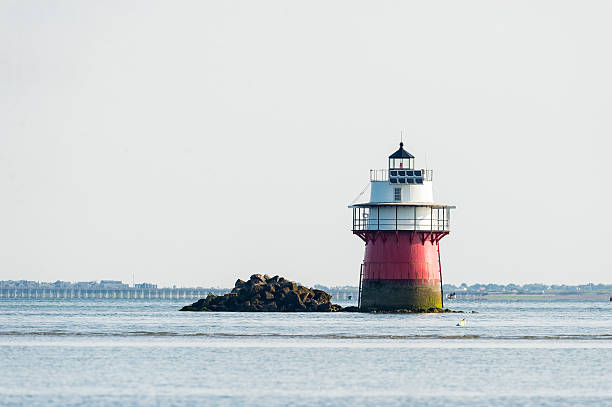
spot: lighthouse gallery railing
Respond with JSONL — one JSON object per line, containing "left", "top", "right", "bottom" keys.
{"left": 352, "top": 205, "right": 451, "bottom": 232}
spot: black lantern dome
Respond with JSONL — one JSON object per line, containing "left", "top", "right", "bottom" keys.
{"left": 388, "top": 142, "right": 414, "bottom": 170}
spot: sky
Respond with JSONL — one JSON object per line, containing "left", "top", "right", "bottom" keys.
{"left": 1, "top": 1, "right": 611, "bottom": 287}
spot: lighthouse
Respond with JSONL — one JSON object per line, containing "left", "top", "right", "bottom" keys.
{"left": 350, "top": 142, "right": 455, "bottom": 311}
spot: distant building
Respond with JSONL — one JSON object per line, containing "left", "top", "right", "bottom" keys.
{"left": 135, "top": 283, "right": 157, "bottom": 289}
{"left": 99, "top": 280, "right": 129, "bottom": 289}
{"left": 74, "top": 281, "right": 96, "bottom": 288}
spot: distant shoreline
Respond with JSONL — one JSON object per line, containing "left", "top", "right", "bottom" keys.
{"left": 1, "top": 280, "right": 611, "bottom": 301}
{"left": 453, "top": 293, "right": 610, "bottom": 301}
{"left": 1, "top": 286, "right": 610, "bottom": 301}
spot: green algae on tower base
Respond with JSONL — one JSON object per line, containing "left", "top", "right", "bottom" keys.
{"left": 360, "top": 283, "right": 443, "bottom": 311}
{"left": 180, "top": 274, "right": 463, "bottom": 313}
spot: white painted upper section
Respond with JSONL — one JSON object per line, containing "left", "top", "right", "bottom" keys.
{"left": 349, "top": 146, "right": 454, "bottom": 232}
{"left": 369, "top": 180, "right": 434, "bottom": 204}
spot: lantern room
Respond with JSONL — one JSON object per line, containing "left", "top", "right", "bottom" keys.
{"left": 388, "top": 142, "right": 414, "bottom": 170}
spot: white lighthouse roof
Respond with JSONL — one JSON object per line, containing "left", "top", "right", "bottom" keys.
{"left": 349, "top": 202, "right": 456, "bottom": 209}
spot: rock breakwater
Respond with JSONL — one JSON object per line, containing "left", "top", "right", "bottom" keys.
{"left": 180, "top": 274, "right": 345, "bottom": 312}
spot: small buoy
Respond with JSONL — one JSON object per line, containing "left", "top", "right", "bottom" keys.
{"left": 456, "top": 318, "right": 466, "bottom": 327}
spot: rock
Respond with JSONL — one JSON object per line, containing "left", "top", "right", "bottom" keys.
{"left": 285, "top": 290, "right": 299, "bottom": 303}
{"left": 316, "top": 302, "right": 332, "bottom": 312}
{"left": 237, "top": 289, "right": 250, "bottom": 301}
{"left": 263, "top": 302, "right": 278, "bottom": 312}
{"left": 180, "top": 275, "right": 344, "bottom": 312}
{"left": 281, "top": 281, "right": 297, "bottom": 291}
{"left": 250, "top": 274, "right": 266, "bottom": 284}
{"left": 312, "top": 289, "right": 332, "bottom": 303}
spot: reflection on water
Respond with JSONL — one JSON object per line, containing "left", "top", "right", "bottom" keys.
{"left": 1, "top": 299, "right": 611, "bottom": 406}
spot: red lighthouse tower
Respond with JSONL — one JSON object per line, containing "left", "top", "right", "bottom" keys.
{"left": 350, "top": 142, "right": 455, "bottom": 311}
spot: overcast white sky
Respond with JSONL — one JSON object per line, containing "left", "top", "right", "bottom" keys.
{"left": 1, "top": 1, "right": 611, "bottom": 287}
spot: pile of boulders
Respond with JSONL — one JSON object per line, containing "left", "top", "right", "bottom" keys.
{"left": 180, "top": 274, "right": 347, "bottom": 312}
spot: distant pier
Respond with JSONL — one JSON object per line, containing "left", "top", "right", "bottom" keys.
{"left": 0, "top": 287, "right": 359, "bottom": 301}
{"left": 0, "top": 288, "right": 225, "bottom": 300}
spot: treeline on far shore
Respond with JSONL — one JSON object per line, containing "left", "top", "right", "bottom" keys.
{"left": 439, "top": 282, "right": 612, "bottom": 295}
{"left": 313, "top": 282, "right": 612, "bottom": 298}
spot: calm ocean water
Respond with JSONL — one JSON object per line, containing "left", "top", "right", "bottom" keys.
{"left": 1, "top": 298, "right": 611, "bottom": 406}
